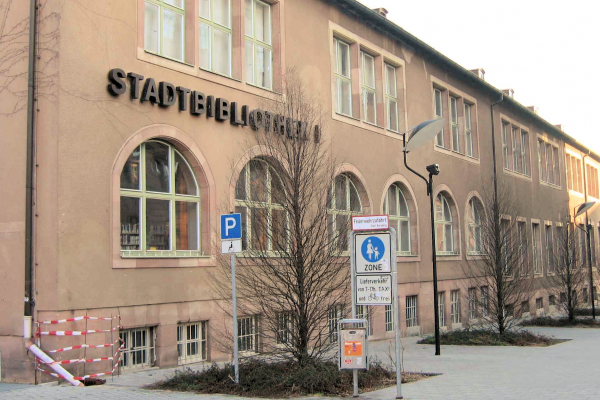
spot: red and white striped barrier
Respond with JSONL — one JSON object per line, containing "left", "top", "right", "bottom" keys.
{"left": 37, "top": 326, "right": 121, "bottom": 336}
{"left": 38, "top": 347, "right": 122, "bottom": 366}
{"left": 37, "top": 357, "right": 122, "bottom": 381}
{"left": 47, "top": 338, "right": 122, "bottom": 353}
{"left": 38, "top": 315, "right": 120, "bottom": 325}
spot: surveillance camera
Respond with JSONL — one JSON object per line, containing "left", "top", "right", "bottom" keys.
{"left": 426, "top": 164, "right": 440, "bottom": 176}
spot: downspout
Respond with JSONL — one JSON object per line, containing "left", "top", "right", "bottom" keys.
{"left": 25, "top": 0, "right": 37, "bottom": 323}
{"left": 490, "top": 94, "right": 504, "bottom": 198}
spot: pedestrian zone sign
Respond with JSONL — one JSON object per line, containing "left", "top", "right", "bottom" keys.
{"left": 354, "top": 233, "right": 391, "bottom": 274}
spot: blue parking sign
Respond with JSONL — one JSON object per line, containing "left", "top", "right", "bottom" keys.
{"left": 221, "top": 214, "right": 242, "bottom": 240}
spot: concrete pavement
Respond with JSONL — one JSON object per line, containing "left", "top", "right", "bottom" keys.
{"left": 2, "top": 327, "right": 599, "bottom": 399}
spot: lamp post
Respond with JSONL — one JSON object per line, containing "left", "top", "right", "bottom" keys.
{"left": 574, "top": 201, "right": 598, "bottom": 318}
{"left": 400, "top": 118, "right": 445, "bottom": 356}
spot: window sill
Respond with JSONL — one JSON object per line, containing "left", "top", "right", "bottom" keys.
{"left": 433, "top": 145, "right": 480, "bottom": 165}
{"left": 502, "top": 168, "right": 532, "bottom": 182}
{"left": 335, "top": 111, "right": 360, "bottom": 121}
{"left": 246, "top": 81, "right": 277, "bottom": 93}
{"left": 539, "top": 180, "right": 562, "bottom": 191}
{"left": 121, "top": 251, "right": 209, "bottom": 258}
{"left": 144, "top": 50, "right": 193, "bottom": 67}
{"left": 199, "top": 67, "right": 240, "bottom": 83}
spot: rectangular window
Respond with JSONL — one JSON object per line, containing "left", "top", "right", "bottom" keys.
{"left": 199, "top": 0, "right": 232, "bottom": 76}
{"left": 145, "top": 0, "right": 185, "bottom": 62}
{"left": 385, "top": 304, "right": 394, "bottom": 332}
{"left": 583, "top": 287, "right": 589, "bottom": 303}
{"left": 451, "top": 290, "right": 461, "bottom": 324}
{"left": 501, "top": 219, "right": 510, "bottom": 274}
{"left": 468, "top": 288, "right": 477, "bottom": 320}
{"left": 385, "top": 63, "right": 399, "bottom": 132}
{"left": 238, "top": 316, "right": 259, "bottom": 352}
{"left": 518, "top": 221, "right": 527, "bottom": 276}
{"left": 553, "top": 147, "right": 560, "bottom": 186}
{"left": 549, "top": 295, "right": 556, "bottom": 306}
{"left": 450, "top": 96, "right": 460, "bottom": 153}
{"left": 464, "top": 103, "right": 473, "bottom": 157}
{"left": 276, "top": 313, "right": 292, "bottom": 345}
{"left": 533, "top": 223, "right": 542, "bottom": 274}
{"left": 177, "top": 321, "right": 207, "bottom": 364}
{"left": 406, "top": 296, "right": 418, "bottom": 328}
{"left": 588, "top": 164, "right": 600, "bottom": 198}
{"left": 361, "top": 52, "right": 376, "bottom": 124}
{"left": 546, "top": 225, "right": 553, "bottom": 273}
{"left": 328, "top": 306, "right": 341, "bottom": 343}
{"left": 566, "top": 154, "right": 573, "bottom": 190}
{"left": 334, "top": 38, "right": 352, "bottom": 116}
{"left": 577, "top": 158, "right": 583, "bottom": 192}
{"left": 512, "top": 127, "right": 520, "bottom": 173}
{"left": 437, "top": 292, "right": 445, "bottom": 327}
{"left": 434, "top": 88, "right": 444, "bottom": 147}
{"left": 521, "top": 131, "right": 529, "bottom": 176}
{"left": 538, "top": 139, "right": 547, "bottom": 182}
{"left": 120, "top": 327, "right": 155, "bottom": 369}
{"left": 245, "top": 0, "right": 272, "bottom": 89}
{"left": 480, "top": 286, "right": 489, "bottom": 317}
{"left": 536, "top": 297, "right": 543, "bottom": 310}
{"left": 580, "top": 224, "right": 587, "bottom": 268}
{"left": 502, "top": 123, "right": 509, "bottom": 169}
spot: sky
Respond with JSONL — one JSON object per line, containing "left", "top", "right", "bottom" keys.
{"left": 357, "top": 0, "right": 600, "bottom": 154}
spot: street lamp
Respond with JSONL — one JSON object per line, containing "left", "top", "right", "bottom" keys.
{"left": 574, "top": 201, "right": 598, "bottom": 318}
{"left": 401, "top": 118, "right": 444, "bottom": 356}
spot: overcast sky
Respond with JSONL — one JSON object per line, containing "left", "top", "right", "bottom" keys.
{"left": 357, "top": 0, "right": 600, "bottom": 154}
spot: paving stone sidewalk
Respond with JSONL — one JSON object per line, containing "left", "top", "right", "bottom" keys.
{"left": 3, "top": 327, "right": 600, "bottom": 399}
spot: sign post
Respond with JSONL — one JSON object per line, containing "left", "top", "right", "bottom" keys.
{"left": 221, "top": 213, "right": 242, "bottom": 384}
{"left": 350, "top": 215, "right": 402, "bottom": 399}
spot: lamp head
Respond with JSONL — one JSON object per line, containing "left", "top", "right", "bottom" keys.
{"left": 574, "top": 201, "right": 597, "bottom": 218}
{"left": 426, "top": 164, "right": 440, "bottom": 176}
{"left": 404, "top": 118, "right": 445, "bottom": 152}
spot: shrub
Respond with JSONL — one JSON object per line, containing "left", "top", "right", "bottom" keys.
{"left": 417, "top": 329, "right": 560, "bottom": 347}
{"left": 520, "top": 316, "right": 600, "bottom": 328}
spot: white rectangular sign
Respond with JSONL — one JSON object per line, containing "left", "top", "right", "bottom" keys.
{"left": 354, "top": 233, "right": 391, "bottom": 274}
{"left": 221, "top": 239, "right": 242, "bottom": 254}
{"left": 352, "top": 215, "right": 389, "bottom": 231}
{"left": 356, "top": 274, "right": 392, "bottom": 305}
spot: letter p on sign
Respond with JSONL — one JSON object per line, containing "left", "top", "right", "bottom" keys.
{"left": 221, "top": 213, "right": 242, "bottom": 240}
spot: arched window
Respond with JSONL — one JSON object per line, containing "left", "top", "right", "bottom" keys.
{"left": 467, "top": 197, "right": 484, "bottom": 254}
{"left": 328, "top": 174, "right": 362, "bottom": 251}
{"left": 384, "top": 184, "right": 411, "bottom": 254}
{"left": 235, "top": 159, "right": 286, "bottom": 251}
{"left": 120, "top": 140, "right": 201, "bottom": 257}
{"left": 435, "top": 193, "right": 454, "bottom": 254}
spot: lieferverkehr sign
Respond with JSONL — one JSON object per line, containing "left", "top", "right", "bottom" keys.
{"left": 352, "top": 215, "right": 389, "bottom": 231}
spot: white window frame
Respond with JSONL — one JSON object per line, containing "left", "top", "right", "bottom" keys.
{"left": 328, "top": 306, "right": 342, "bottom": 343}
{"left": 199, "top": 0, "right": 233, "bottom": 77}
{"left": 533, "top": 223, "right": 542, "bottom": 274}
{"left": 120, "top": 327, "right": 155, "bottom": 369}
{"left": 245, "top": 0, "right": 273, "bottom": 89}
{"left": 406, "top": 296, "right": 418, "bottom": 328}
{"left": 521, "top": 131, "right": 529, "bottom": 176}
{"left": 384, "top": 184, "right": 411, "bottom": 255}
{"left": 437, "top": 292, "right": 445, "bottom": 327}
{"left": 328, "top": 174, "right": 363, "bottom": 252}
{"left": 144, "top": 0, "right": 185, "bottom": 62}
{"left": 545, "top": 224, "right": 553, "bottom": 272}
{"left": 435, "top": 193, "right": 454, "bottom": 254}
{"left": 502, "top": 123, "right": 509, "bottom": 170}
{"left": 276, "top": 312, "right": 292, "bottom": 345}
{"left": 451, "top": 290, "right": 461, "bottom": 324}
{"left": 238, "top": 315, "right": 259, "bottom": 353}
{"left": 465, "top": 103, "right": 473, "bottom": 157}
{"left": 512, "top": 127, "right": 520, "bottom": 173}
{"left": 177, "top": 321, "right": 207, "bottom": 365}
{"left": 480, "top": 286, "right": 489, "bottom": 317}
{"left": 361, "top": 51, "right": 377, "bottom": 125}
{"left": 434, "top": 88, "right": 444, "bottom": 147}
{"left": 385, "top": 63, "right": 399, "bottom": 132}
{"left": 385, "top": 304, "right": 394, "bottom": 332}
{"left": 467, "top": 198, "right": 482, "bottom": 254}
{"left": 450, "top": 96, "right": 460, "bottom": 153}
{"left": 468, "top": 288, "right": 477, "bottom": 320}
{"left": 519, "top": 221, "right": 527, "bottom": 276}
{"left": 334, "top": 37, "right": 352, "bottom": 117}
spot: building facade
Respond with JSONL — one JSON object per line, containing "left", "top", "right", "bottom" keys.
{"left": 1, "top": 0, "right": 599, "bottom": 383}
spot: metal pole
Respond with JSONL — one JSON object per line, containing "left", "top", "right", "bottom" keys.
{"left": 428, "top": 176, "right": 441, "bottom": 356}
{"left": 349, "top": 231, "right": 358, "bottom": 398}
{"left": 587, "top": 224, "right": 596, "bottom": 318}
{"left": 231, "top": 252, "right": 239, "bottom": 384}
{"left": 391, "top": 228, "right": 403, "bottom": 399}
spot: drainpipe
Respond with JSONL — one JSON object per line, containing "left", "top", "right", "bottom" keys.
{"left": 490, "top": 94, "right": 504, "bottom": 198}
{"left": 25, "top": 0, "right": 38, "bottom": 322}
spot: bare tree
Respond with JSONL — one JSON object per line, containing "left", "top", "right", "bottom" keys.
{"left": 211, "top": 69, "right": 351, "bottom": 366}
{"left": 544, "top": 220, "right": 590, "bottom": 322}
{"left": 462, "top": 180, "right": 533, "bottom": 333}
